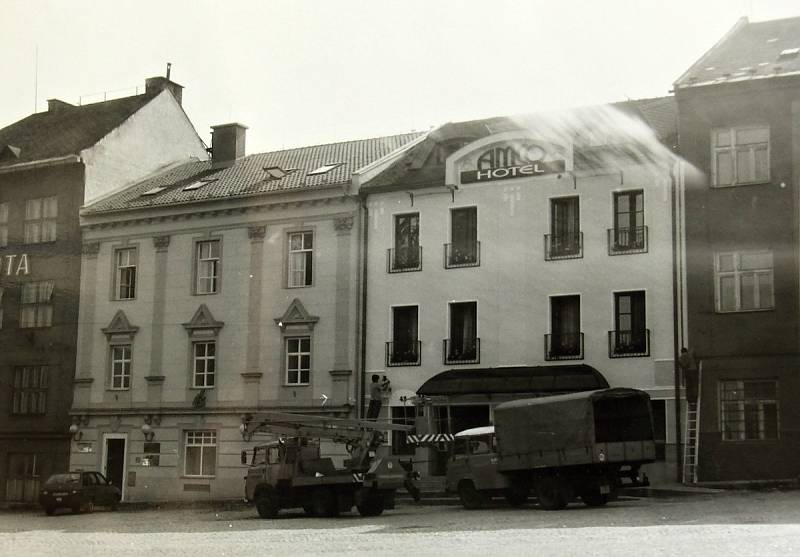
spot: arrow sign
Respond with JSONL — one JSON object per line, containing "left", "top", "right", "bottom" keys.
{"left": 319, "top": 394, "right": 328, "bottom": 406}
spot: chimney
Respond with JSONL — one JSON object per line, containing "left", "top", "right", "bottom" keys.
{"left": 47, "top": 99, "right": 74, "bottom": 113}
{"left": 210, "top": 123, "right": 247, "bottom": 168}
{"left": 145, "top": 76, "right": 184, "bottom": 105}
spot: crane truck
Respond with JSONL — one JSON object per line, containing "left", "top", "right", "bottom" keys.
{"left": 446, "top": 388, "right": 656, "bottom": 510}
{"left": 240, "top": 411, "right": 420, "bottom": 518}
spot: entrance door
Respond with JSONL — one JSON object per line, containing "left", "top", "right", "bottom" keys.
{"left": 102, "top": 435, "right": 127, "bottom": 500}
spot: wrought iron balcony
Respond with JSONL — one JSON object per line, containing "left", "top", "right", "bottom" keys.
{"left": 386, "top": 340, "right": 422, "bottom": 367}
{"left": 544, "top": 232, "right": 583, "bottom": 260}
{"left": 608, "top": 329, "right": 650, "bottom": 358}
{"left": 387, "top": 246, "right": 423, "bottom": 273}
{"left": 443, "top": 338, "right": 480, "bottom": 365}
{"left": 444, "top": 241, "right": 480, "bottom": 269}
{"left": 544, "top": 332, "right": 584, "bottom": 361}
{"left": 608, "top": 226, "right": 648, "bottom": 255}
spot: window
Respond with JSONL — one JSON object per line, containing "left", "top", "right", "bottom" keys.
{"left": 193, "top": 341, "right": 216, "bottom": 388}
{"left": 19, "top": 280, "right": 54, "bottom": 328}
{"left": 547, "top": 197, "right": 582, "bottom": 259}
{"left": 184, "top": 431, "right": 217, "bottom": 476}
{"left": 110, "top": 344, "right": 132, "bottom": 389}
{"left": 196, "top": 240, "right": 220, "bottom": 294}
{"left": 713, "top": 126, "right": 769, "bottom": 186}
{"left": 390, "top": 213, "right": 421, "bottom": 272}
{"left": 610, "top": 291, "right": 649, "bottom": 357}
{"left": 142, "top": 442, "right": 161, "bottom": 467}
{"left": 288, "top": 232, "right": 313, "bottom": 287}
{"left": 610, "top": 190, "right": 646, "bottom": 254}
{"left": 446, "top": 207, "right": 479, "bottom": 268}
{"left": 720, "top": 380, "right": 778, "bottom": 441}
{"left": 114, "top": 248, "right": 137, "bottom": 300}
{"left": 0, "top": 202, "right": 8, "bottom": 247}
{"left": 388, "top": 305, "right": 420, "bottom": 366}
{"left": 391, "top": 407, "right": 416, "bottom": 455}
{"left": 24, "top": 196, "right": 57, "bottom": 243}
{"left": 547, "top": 295, "right": 582, "bottom": 360}
{"left": 307, "top": 163, "right": 342, "bottom": 175}
{"left": 0, "top": 287, "right": 4, "bottom": 328}
{"left": 11, "top": 366, "right": 48, "bottom": 414}
{"left": 446, "top": 301, "right": 479, "bottom": 364}
{"left": 285, "top": 337, "right": 310, "bottom": 385}
{"left": 715, "top": 251, "right": 774, "bottom": 312}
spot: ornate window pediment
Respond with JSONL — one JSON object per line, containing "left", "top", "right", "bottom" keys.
{"left": 102, "top": 310, "right": 139, "bottom": 342}
{"left": 275, "top": 298, "right": 318, "bottom": 334}
{"left": 183, "top": 304, "right": 224, "bottom": 339}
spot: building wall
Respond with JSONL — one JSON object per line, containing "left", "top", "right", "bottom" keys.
{"left": 677, "top": 78, "right": 800, "bottom": 481}
{"left": 82, "top": 91, "right": 208, "bottom": 205}
{"left": 0, "top": 162, "right": 84, "bottom": 502}
{"left": 364, "top": 138, "right": 680, "bottom": 478}
{"left": 71, "top": 191, "right": 361, "bottom": 501}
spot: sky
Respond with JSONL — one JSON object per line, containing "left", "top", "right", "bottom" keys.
{"left": 2, "top": 0, "right": 800, "bottom": 154}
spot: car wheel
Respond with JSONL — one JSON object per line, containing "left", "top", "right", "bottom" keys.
{"left": 357, "top": 495, "right": 384, "bottom": 517}
{"left": 535, "top": 477, "right": 570, "bottom": 511}
{"left": 581, "top": 490, "right": 609, "bottom": 507}
{"left": 45, "top": 507, "right": 55, "bottom": 516}
{"left": 457, "top": 480, "right": 487, "bottom": 510}
{"left": 311, "top": 488, "right": 338, "bottom": 517}
{"left": 255, "top": 489, "right": 279, "bottom": 519}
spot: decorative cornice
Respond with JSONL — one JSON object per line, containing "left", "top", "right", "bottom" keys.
{"left": 153, "top": 235, "right": 171, "bottom": 251}
{"left": 183, "top": 304, "right": 224, "bottom": 335}
{"left": 247, "top": 225, "right": 266, "bottom": 240}
{"left": 333, "top": 216, "right": 354, "bottom": 232}
{"left": 102, "top": 310, "right": 139, "bottom": 339}
{"left": 81, "top": 242, "right": 101, "bottom": 257}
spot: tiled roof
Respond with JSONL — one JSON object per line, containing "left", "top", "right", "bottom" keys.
{"left": 675, "top": 16, "right": 800, "bottom": 89}
{"left": 363, "top": 97, "right": 677, "bottom": 190}
{"left": 0, "top": 94, "right": 154, "bottom": 167}
{"left": 84, "top": 132, "right": 424, "bottom": 213}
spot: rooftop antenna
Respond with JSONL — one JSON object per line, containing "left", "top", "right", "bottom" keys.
{"left": 166, "top": 62, "right": 171, "bottom": 80}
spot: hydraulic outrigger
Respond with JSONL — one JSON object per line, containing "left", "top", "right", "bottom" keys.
{"left": 241, "top": 411, "right": 420, "bottom": 518}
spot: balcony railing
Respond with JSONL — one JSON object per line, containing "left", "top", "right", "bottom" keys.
{"left": 444, "top": 241, "right": 480, "bottom": 269}
{"left": 544, "top": 332, "right": 584, "bottom": 361}
{"left": 387, "top": 246, "right": 423, "bottom": 273}
{"left": 386, "top": 340, "right": 422, "bottom": 367}
{"left": 544, "top": 232, "right": 583, "bottom": 260}
{"left": 443, "top": 337, "right": 480, "bottom": 365}
{"left": 608, "top": 226, "right": 648, "bottom": 255}
{"left": 608, "top": 329, "right": 650, "bottom": 358}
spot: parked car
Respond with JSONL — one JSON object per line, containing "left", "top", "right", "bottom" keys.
{"left": 39, "top": 471, "right": 121, "bottom": 515}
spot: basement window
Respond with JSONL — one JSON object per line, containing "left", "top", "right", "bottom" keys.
{"left": 307, "top": 163, "right": 342, "bottom": 176}
{"left": 141, "top": 186, "right": 167, "bottom": 196}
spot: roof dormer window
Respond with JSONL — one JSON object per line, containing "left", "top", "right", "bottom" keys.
{"left": 141, "top": 186, "right": 167, "bottom": 196}
{"left": 307, "top": 163, "right": 342, "bottom": 176}
{"left": 183, "top": 179, "right": 217, "bottom": 191}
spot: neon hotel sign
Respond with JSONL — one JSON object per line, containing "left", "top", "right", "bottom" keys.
{"left": 460, "top": 143, "right": 566, "bottom": 184}
{"left": 1, "top": 254, "right": 30, "bottom": 276}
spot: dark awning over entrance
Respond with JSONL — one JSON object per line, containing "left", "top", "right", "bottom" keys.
{"left": 416, "top": 365, "right": 609, "bottom": 397}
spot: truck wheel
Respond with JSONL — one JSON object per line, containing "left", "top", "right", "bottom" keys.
{"left": 357, "top": 496, "right": 384, "bottom": 517}
{"left": 255, "top": 490, "right": 279, "bottom": 518}
{"left": 580, "top": 490, "right": 609, "bottom": 507}
{"left": 505, "top": 488, "right": 528, "bottom": 507}
{"left": 536, "top": 477, "right": 569, "bottom": 511}
{"left": 311, "top": 488, "right": 339, "bottom": 517}
{"left": 458, "top": 481, "right": 487, "bottom": 510}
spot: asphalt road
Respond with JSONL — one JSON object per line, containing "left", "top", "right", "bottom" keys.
{"left": 1, "top": 490, "right": 798, "bottom": 556}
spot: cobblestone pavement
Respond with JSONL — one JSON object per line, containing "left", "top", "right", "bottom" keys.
{"left": 1, "top": 491, "right": 799, "bottom": 556}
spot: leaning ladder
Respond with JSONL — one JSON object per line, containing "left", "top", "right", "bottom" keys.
{"left": 682, "top": 362, "right": 702, "bottom": 484}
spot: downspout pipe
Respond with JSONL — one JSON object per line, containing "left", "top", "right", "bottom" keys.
{"left": 357, "top": 194, "right": 369, "bottom": 419}
{"left": 670, "top": 159, "right": 684, "bottom": 483}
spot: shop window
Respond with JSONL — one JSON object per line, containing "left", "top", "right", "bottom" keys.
{"left": 193, "top": 341, "right": 216, "bottom": 388}
{"left": 712, "top": 126, "right": 770, "bottom": 187}
{"left": 6, "top": 453, "right": 39, "bottom": 503}
{"left": 184, "top": 430, "right": 216, "bottom": 477}
{"left": 11, "top": 366, "right": 48, "bottom": 415}
{"left": 286, "top": 336, "right": 311, "bottom": 385}
{"left": 114, "top": 247, "right": 137, "bottom": 300}
{"left": 24, "top": 196, "right": 57, "bottom": 243}
{"left": 195, "top": 239, "right": 221, "bottom": 294}
{"left": 715, "top": 251, "right": 774, "bottom": 312}
{"left": 720, "top": 380, "right": 778, "bottom": 441}
{"left": 288, "top": 231, "right": 313, "bottom": 287}
{"left": 19, "top": 280, "right": 54, "bottom": 328}
{"left": 109, "top": 344, "right": 132, "bottom": 390}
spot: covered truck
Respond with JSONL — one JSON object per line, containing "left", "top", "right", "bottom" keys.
{"left": 446, "top": 388, "right": 655, "bottom": 510}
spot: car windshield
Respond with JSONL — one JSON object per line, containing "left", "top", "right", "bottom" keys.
{"left": 45, "top": 473, "right": 81, "bottom": 485}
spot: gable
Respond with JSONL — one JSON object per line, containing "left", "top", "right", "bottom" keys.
{"left": 275, "top": 298, "right": 319, "bottom": 333}
{"left": 101, "top": 309, "right": 139, "bottom": 341}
